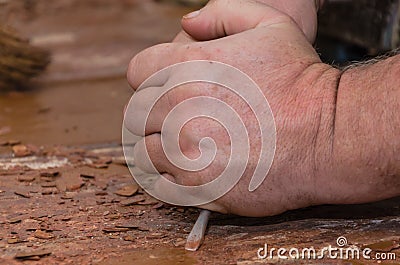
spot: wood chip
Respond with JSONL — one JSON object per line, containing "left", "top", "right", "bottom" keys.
{"left": 8, "top": 217, "right": 22, "bottom": 224}
{"left": 97, "top": 157, "right": 112, "bottom": 164}
{"left": 89, "top": 163, "right": 109, "bottom": 169}
{"left": 40, "top": 176, "right": 55, "bottom": 182}
{"left": 7, "top": 237, "right": 23, "bottom": 244}
{"left": 102, "top": 227, "right": 129, "bottom": 233}
{"left": 80, "top": 173, "right": 95, "bottom": 179}
{"left": 24, "top": 219, "right": 40, "bottom": 231}
{"left": 15, "top": 249, "right": 52, "bottom": 259}
{"left": 41, "top": 189, "right": 54, "bottom": 195}
{"left": 173, "top": 238, "right": 187, "bottom": 247}
{"left": 14, "top": 191, "right": 31, "bottom": 198}
{"left": 34, "top": 230, "right": 54, "bottom": 239}
{"left": 115, "top": 223, "right": 139, "bottom": 229}
{"left": 107, "top": 214, "right": 120, "bottom": 220}
{"left": 12, "top": 145, "right": 33, "bottom": 157}
{"left": 41, "top": 182, "right": 57, "bottom": 188}
{"left": 17, "top": 175, "right": 36, "bottom": 182}
{"left": 66, "top": 182, "right": 84, "bottom": 191}
{"left": 114, "top": 184, "right": 139, "bottom": 197}
{"left": 138, "top": 227, "right": 150, "bottom": 232}
{"left": 123, "top": 235, "right": 135, "bottom": 241}
{"left": 60, "top": 195, "right": 73, "bottom": 200}
{"left": 152, "top": 202, "right": 164, "bottom": 209}
{"left": 120, "top": 196, "right": 145, "bottom": 206}
{"left": 30, "top": 212, "right": 48, "bottom": 219}
{"left": 56, "top": 173, "right": 84, "bottom": 192}
{"left": 137, "top": 198, "right": 159, "bottom": 205}
{"left": 23, "top": 256, "right": 41, "bottom": 261}
{"left": 0, "top": 139, "right": 21, "bottom": 146}
{"left": 40, "top": 171, "right": 60, "bottom": 178}
{"left": 147, "top": 232, "right": 164, "bottom": 239}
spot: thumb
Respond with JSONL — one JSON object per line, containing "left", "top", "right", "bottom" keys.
{"left": 181, "top": 0, "right": 293, "bottom": 41}
{"left": 181, "top": 0, "right": 316, "bottom": 42}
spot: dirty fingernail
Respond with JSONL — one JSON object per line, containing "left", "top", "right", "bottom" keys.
{"left": 183, "top": 10, "right": 201, "bottom": 19}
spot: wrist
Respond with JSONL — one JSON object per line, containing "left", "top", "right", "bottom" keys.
{"left": 294, "top": 63, "right": 343, "bottom": 205}
{"left": 323, "top": 55, "right": 400, "bottom": 204}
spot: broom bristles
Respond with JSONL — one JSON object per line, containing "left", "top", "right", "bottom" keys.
{"left": 0, "top": 26, "right": 50, "bottom": 90}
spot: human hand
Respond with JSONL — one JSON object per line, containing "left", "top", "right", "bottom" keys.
{"left": 125, "top": 0, "right": 340, "bottom": 217}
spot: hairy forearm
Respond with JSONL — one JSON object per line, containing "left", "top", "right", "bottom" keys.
{"left": 328, "top": 54, "right": 400, "bottom": 203}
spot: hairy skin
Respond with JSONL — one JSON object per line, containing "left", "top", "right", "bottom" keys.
{"left": 324, "top": 55, "right": 400, "bottom": 204}
{"left": 126, "top": 0, "right": 400, "bottom": 216}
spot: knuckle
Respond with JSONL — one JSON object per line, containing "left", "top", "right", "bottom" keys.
{"left": 179, "top": 43, "right": 212, "bottom": 62}
{"left": 178, "top": 123, "right": 200, "bottom": 154}
{"left": 133, "top": 136, "right": 160, "bottom": 173}
{"left": 127, "top": 53, "right": 142, "bottom": 89}
{"left": 127, "top": 43, "right": 175, "bottom": 89}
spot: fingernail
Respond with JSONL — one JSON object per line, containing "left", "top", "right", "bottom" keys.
{"left": 183, "top": 9, "right": 201, "bottom": 19}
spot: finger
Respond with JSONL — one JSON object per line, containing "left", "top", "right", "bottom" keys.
{"left": 133, "top": 134, "right": 198, "bottom": 188}
{"left": 127, "top": 43, "right": 183, "bottom": 90}
{"left": 124, "top": 86, "right": 173, "bottom": 136}
{"left": 153, "top": 173, "right": 228, "bottom": 213}
{"left": 133, "top": 134, "right": 171, "bottom": 174}
{"left": 127, "top": 28, "right": 197, "bottom": 91}
{"left": 153, "top": 173, "right": 185, "bottom": 202}
{"left": 125, "top": 82, "right": 212, "bottom": 137}
{"left": 133, "top": 130, "right": 207, "bottom": 184}
{"left": 181, "top": 0, "right": 292, "bottom": 41}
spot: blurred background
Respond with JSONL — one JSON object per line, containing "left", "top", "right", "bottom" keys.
{"left": 0, "top": 0, "right": 399, "bottom": 150}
